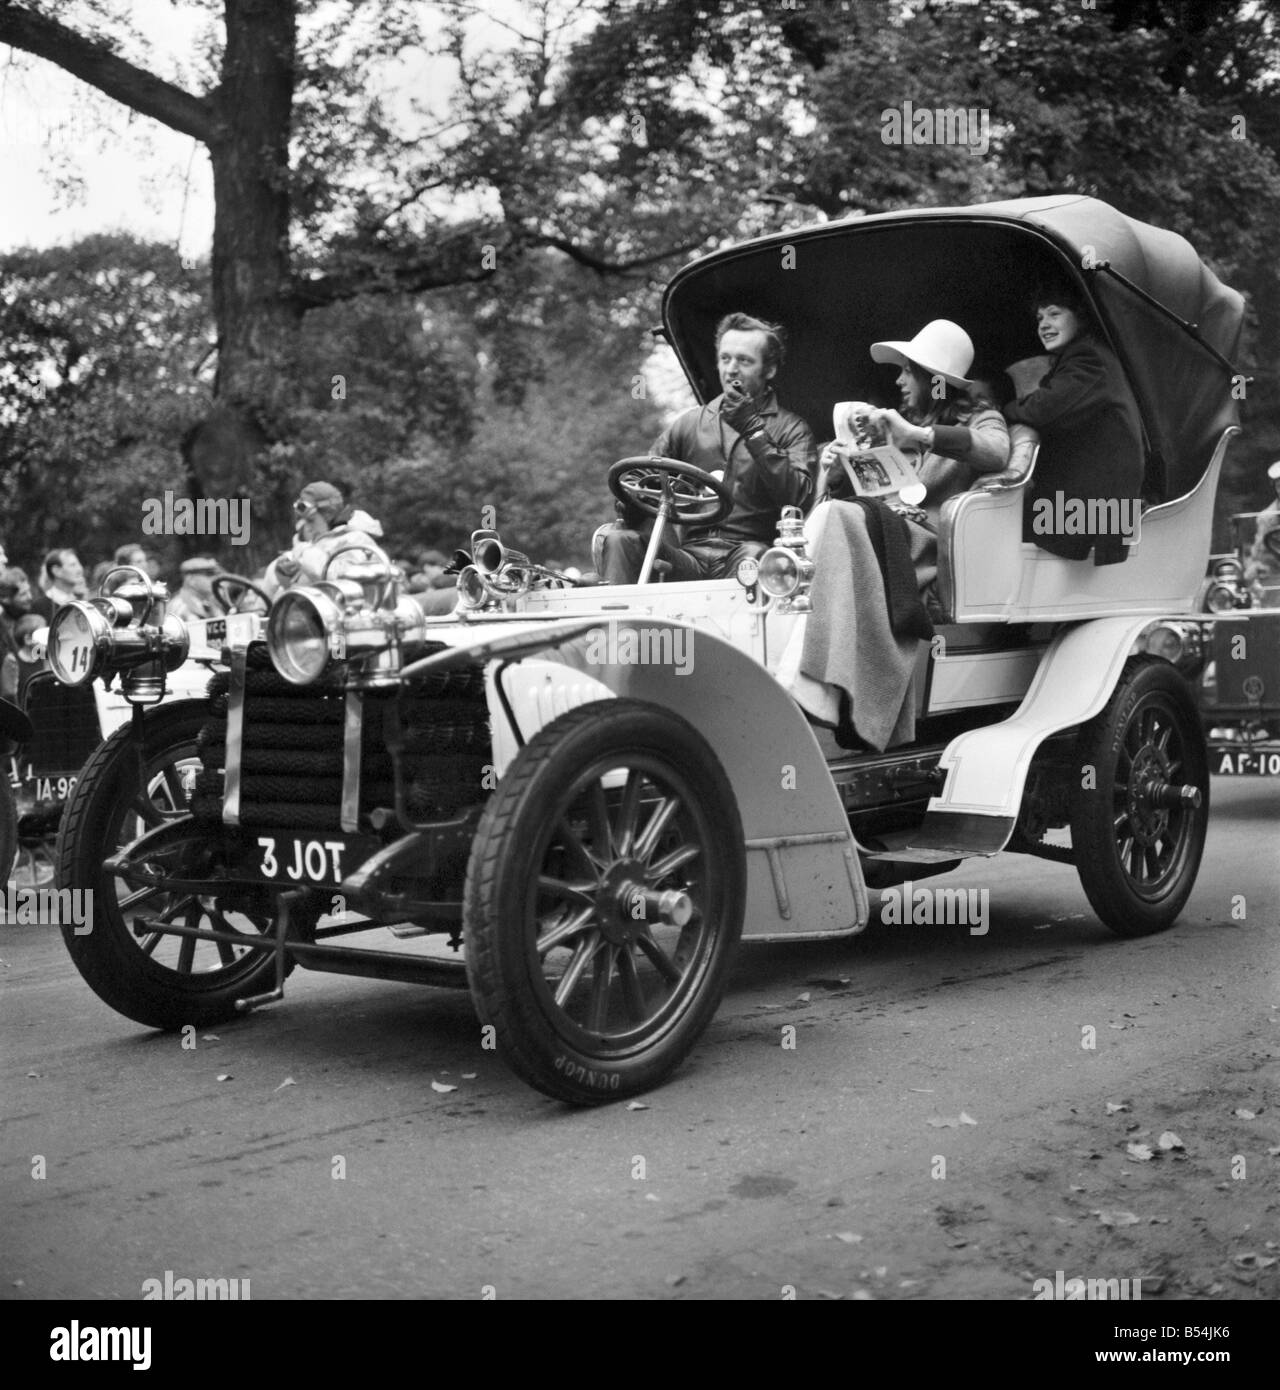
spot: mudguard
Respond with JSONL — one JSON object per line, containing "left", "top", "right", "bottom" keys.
{"left": 405, "top": 616, "right": 867, "bottom": 941}
{"left": 885, "top": 616, "right": 1157, "bottom": 860}
{"left": 0, "top": 696, "right": 33, "bottom": 742}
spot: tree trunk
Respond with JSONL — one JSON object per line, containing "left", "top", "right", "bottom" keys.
{"left": 187, "top": 0, "right": 299, "bottom": 567}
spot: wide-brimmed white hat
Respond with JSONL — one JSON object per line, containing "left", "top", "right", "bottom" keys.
{"left": 870, "top": 319, "right": 974, "bottom": 389}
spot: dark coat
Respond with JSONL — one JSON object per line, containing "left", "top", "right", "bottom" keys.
{"left": 652, "top": 390, "right": 816, "bottom": 545}
{"left": 1005, "top": 332, "right": 1144, "bottom": 564}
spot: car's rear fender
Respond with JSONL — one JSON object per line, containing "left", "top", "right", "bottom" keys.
{"left": 885, "top": 616, "right": 1186, "bottom": 861}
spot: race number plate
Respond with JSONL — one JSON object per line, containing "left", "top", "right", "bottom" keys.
{"left": 54, "top": 609, "right": 97, "bottom": 682}
{"left": 249, "top": 833, "right": 377, "bottom": 887}
{"left": 1213, "top": 746, "right": 1280, "bottom": 775}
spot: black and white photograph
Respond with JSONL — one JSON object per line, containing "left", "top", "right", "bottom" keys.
{"left": 1, "top": 0, "right": 1277, "bottom": 1348}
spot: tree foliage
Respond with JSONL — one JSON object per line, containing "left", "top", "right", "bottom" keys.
{"left": 2, "top": 0, "right": 1279, "bottom": 559}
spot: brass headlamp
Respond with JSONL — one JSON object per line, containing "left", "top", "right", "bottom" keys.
{"left": 266, "top": 550, "right": 428, "bottom": 686}
{"left": 757, "top": 507, "right": 815, "bottom": 612}
{"left": 47, "top": 566, "right": 189, "bottom": 703}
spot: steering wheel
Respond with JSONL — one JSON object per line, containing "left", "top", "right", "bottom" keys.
{"left": 212, "top": 574, "right": 272, "bottom": 614}
{"left": 608, "top": 457, "right": 734, "bottom": 528}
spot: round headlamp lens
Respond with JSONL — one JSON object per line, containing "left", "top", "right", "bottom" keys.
{"left": 1145, "top": 623, "right": 1186, "bottom": 664}
{"left": 1204, "top": 582, "right": 1238, "bottom": 614}
{"left": 49, "top": 604, "right": 108, "bottom": 684}
{"left": 268, "top": 591, "right": 333, "bottom": 684}
{"left": 758, "top": 548, "right": 800, "bottom": 597}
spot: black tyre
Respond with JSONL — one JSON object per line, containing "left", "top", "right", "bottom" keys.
{"left": 0, "top": 773, "right": 16, "bottom": 884}
{"left": 464, "top": 700, "right": 746, "bottom": 1104}
{"left": 55, "top": 700, "right": 290, "bottom": 1028}
{"left": 1070, "top": 658, "right": 1209, "bottom": 937}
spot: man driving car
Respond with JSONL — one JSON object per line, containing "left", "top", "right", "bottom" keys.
{"left": 596, "top": 313, "right": 816, "bottom": 583}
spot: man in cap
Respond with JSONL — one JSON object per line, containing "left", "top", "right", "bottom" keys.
{"left": 167, "top": 556, "right": 226, "bottom": 623}
{"left": 595, "top": 312, "right": 816, "bottom": 584}
{"left": 264, "top": 481, "right": 386, "bottom": 596}
{"left": 1244, "top": 460, "right": 1280, "bottom": 603}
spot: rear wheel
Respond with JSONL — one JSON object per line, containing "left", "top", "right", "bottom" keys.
{"left": 1070, "top": 658, "right": 1208, "bottom": 937}
{"left": 464, "top": 700, "right": 746, "bottom": 1104}
{"left": 55, "top": 700, "right": 291, "bottom": 1028}
{"left": 0, "top": 774, "right": 16, "bottom": 885}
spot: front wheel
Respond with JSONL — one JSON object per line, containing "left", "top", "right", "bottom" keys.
{"left": 1070, "top": 658, "right": 1208, "bottom": 937}
{"left": 55, "top": 700, "right": 292, "bottom": 1028}
{"left": 463, "top": 700, "right": 746, "bottom": 1104}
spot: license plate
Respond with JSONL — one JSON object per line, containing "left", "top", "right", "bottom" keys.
{"left": 1213, "top": 747, "right": 1280, "bottom": 775}
{"left": 248, "top": 832, "right": 376, "bottom": 886}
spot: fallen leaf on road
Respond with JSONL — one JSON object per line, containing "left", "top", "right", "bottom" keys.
{"left": 959, "top": 1111, "right": 977, "bottom": 1125}
{"left": 430, "top": 1081, "right": 456, "bottom": 1093}
{"left": 626, "top": 1101, "right": 649, "bottom": 1111}
{"left": 1125, "top": 1142, "right": 1155, "bottom": 1162}
{"left": 26, "top": 1071, "right": 39, "bottom": 1079}
{"left": 274, "top": 1077, "right": 296, "bottom": 1091}
{"left": 1148, "top": 1216, "right": 1171, "bottom": 1224}
{"left": 216, "top": 1073, "right": 232, "bottom": 1082}
{"left": 833, "top": 1232, "right": 863, "bottom": 1244}
{"left": 1234, "top": 1108, "right": 1256, "bottom": 1119}
{"left": 1156, "top": 1131, "right": 1184, "bottom": 1151}
{"left": 1069, "top": 1185, "right": 1086, "bottom": 1193}
{"left": 462, "top": 1073, "right": 477, "bottom": 1080}
{"left": 644, "top": 1192, "right": 659, "bottom": 1201}
{"left": 1233, "top": 1253, "right": 1277, "bottom": 1270}
{"left": 909, "top": 1088, "right": 935, "bottom": 1094}
{"left": 1096, "top": 1210, "right": 1140, "bottom": 1227}
{"left": 1267, "top": 1146, "right": 1280, "bottom": 1157}
{"left": 927, "top": 1112, "right": 977, "bottom": 1128}
{"left": 797, "top": 992, "right": 811, "bottom": 1003}
{"left": 850, "top": 1288, "right": 874, "bottom": 1300}
{"left": 665, "top": 1274, "right": 686, "bottom": 1287}
{"left": 1105, "top": 1100, "right": 1131, "bottom": 1114}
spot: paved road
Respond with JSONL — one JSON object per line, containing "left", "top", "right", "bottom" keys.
{"left": 3, "top": 777, "right": 1277, "bottom": 1301}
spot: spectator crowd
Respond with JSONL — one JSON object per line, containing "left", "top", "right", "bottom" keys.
{"left": 0, "top": 480, "right": 557, "bottom": 713}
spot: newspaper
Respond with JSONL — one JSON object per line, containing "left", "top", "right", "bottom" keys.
{"left": 831, "top": 401, "right": 924, "bottom": 499}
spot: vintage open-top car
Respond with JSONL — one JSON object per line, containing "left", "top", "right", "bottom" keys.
{"left": 1192, "top": 508, "right": 1280, "bottom": 771}
{"left": 47, "top": 195, "right": 1244, "bottom": 1104}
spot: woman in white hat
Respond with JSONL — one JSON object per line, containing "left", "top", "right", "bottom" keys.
{"left": 817, "top": 319, "right": 1009, "bottom": 609}
{"left": 780, "top": 322, "right": 1009, "bottom": 748}
{"left": 819, "top": 319, "right": 1009, "bottom": 534}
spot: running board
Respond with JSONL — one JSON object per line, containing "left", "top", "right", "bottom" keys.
{"left": 863, "top": 812, "right": 1014, "bottom": 863}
